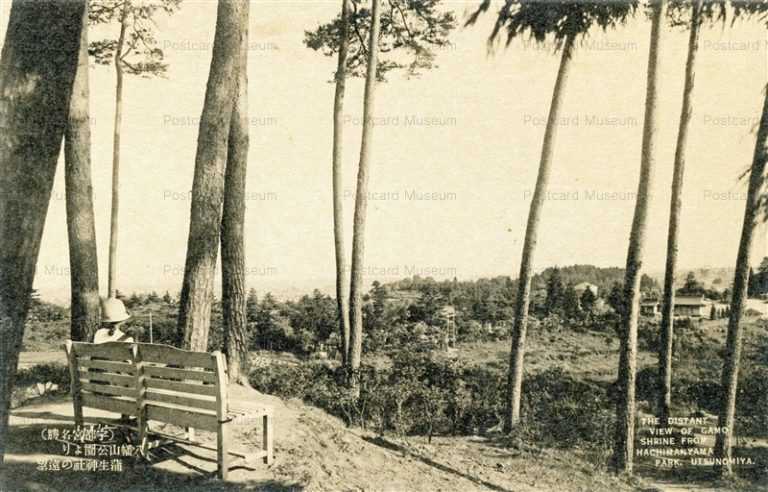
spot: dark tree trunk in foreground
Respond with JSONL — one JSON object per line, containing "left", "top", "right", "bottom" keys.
{"left": 178, "top": 0, "right": 245, "bottom": 352}
{"left": 66, "top": 3, "right": 100, "bottom": 343}
{"left": 658, "top": 0, "right": 702, "bottom": 425}
{"left": 613, "top": 0, "right": 664, "bottom": 475}
{"left": 108, "top": 6, "right": 128, "bottom": 297}
{"left": 504, "top": 33, "right": 575, "bottom": 432}
{"left": 348, "top": 0, "right": 382, "bottom": 387}
{"left": 222, "top": 0, "right": 250, "bottom": 384}
{"left": 333, "top": 0, "right": 352, "bottom": 367}
{"left": 0, "top": 0, "right": 85, "bottom": 463}
{"left": 714, "top": 81, "right": 768, "bottom": 479}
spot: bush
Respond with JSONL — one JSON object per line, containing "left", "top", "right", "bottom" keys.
{"left": 14, "top": 363, "right": 71, "bottom": 400}
{"left": 736, "top": 366, "right": 768, "bottom": 437}
{"left": 521, "top": 368, "right": 613, "bottom": 449}
{"left": 671, "top": 377, "right": 720, "bottom": 414}
{"left": 249, "top": 352, "right": 613, "bottom": 451}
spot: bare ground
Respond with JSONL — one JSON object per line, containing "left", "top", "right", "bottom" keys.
{"left": 1, "top": 384, "right": 640, "bottom": 492}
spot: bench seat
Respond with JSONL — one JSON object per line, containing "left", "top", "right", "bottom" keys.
{"left": 64, "top": 340, "right": 274, "bottom": 480}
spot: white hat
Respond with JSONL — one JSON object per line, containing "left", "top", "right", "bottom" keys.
{"left": 101, "top": 297, "right": 131, "bottom": 323}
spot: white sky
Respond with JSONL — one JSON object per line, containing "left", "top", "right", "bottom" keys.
{"left": 0, "top": 1, "right": 766, "bottom": 301}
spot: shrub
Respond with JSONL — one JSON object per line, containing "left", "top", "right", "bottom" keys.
{"left": 14, "top": 363, "right": 71, "bottom": 402}
{"left": 521, "top": 368, "right": 613, "bottom": 449}
{"left": 736, "top": 366, "right": 768, "bottom": 437}
{"left": 249, "top": 353, "right": 613, "bottom": 451}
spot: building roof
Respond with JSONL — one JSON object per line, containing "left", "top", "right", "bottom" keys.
{"left": 642, "top": 297, "right": 708, "bottom": 307}
{"left": 675, "top": 296, "right": 707, "bottom": 306}
{"left": 574, "top": 282, "right": 598, "bottom": 291}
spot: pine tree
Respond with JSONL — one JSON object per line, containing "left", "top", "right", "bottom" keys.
{"left": 563, "top": 284, "right": 581, "bottom": 320}
{"left": 545, "top": 268, "right": 565, "bottom": 316}
{"left": 580, "top": 288, "right": 597, "bottom": 314}
{"left": 0, "top": 0, "right": 85, "bottom": 463}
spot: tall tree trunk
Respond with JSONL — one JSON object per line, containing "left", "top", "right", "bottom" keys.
{"left": 333, "top": 0, "right": 352, "bottom": 368}
{"left": 222, "top": 1, "right": 250, "bottom": 384}
{"left": 348, "top": 0, "right": 382, "bottom": 384}
{"left": 658, "top": 0, "right": 702, "bottom": 425}
{"left": 0, "top": 0, "right": 85, "bottom": 463}
{"left": 108, "top": 7, "right": 128, "bottom": 298}
{"left": 713, "top": 79, "right": 768, "bottom": 479}
{"left": 503, "top": 33, "right": 575, "bottom": 432}
{"left": 613, "top": 0, "right": 665, "bottom": 475}
{"left": 66, "top": 3, "right": 100, "bottom": 342}
{"left": 177, "top": 0, "right": 244, "bottom": 352}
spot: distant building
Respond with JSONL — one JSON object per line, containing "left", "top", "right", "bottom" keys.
{"left": 674, "top": 296, "right": 709, "bottom": 317}
{"left": 640, "top": 295, "right": 709, "bottom": 318}
{"left": 574, "top": 282, "right": 598, "bottom": 297}
{"left": 641, "top": 300, "right": 660, "bottom": 317}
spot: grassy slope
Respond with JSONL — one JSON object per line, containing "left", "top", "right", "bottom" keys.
{"left": 17, "top": 306, "right": 768, "bottom": 490}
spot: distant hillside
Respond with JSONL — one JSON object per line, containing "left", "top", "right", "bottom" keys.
{"left": 647, "top": 267, "right": 734, "bottom": 293}
{"left": 532, "top": 264, "right": 660, "bottom": 294}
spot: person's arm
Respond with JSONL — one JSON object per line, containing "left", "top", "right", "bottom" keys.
{"left": 121, "top": 326, "right": 144, "bottom": 342}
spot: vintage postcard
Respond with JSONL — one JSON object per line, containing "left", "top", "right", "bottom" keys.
{"left": 0, "top": 0, "right": 766, "bottom": 490}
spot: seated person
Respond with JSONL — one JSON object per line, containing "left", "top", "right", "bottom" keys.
{"left": 92, "top": 297, "right": 142, "bottom": 424}
{"left": 94, "top": 297, "right": 135, "bottom": 343}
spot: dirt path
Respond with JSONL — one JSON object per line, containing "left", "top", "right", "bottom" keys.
{"left": 17, "top": 352, "right": 66, "bottom": 368}
{"left": 1, "top": 385, "right": 638, "bottom": 491}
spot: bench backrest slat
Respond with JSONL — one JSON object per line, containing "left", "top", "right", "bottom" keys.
{"left": 77, "top": 359, "right": 136, "bottom": 375}
{"left": 144, "top": 377, "right": 217, "bottom": 397}
{"left": 80, "top": 381, "right": 136, "bottom": 398}
{"left": 72, "top": 341, "right": 133, "bottom": 360}
{"left": 78, "top": 371, "right": 134, "bottom": 387}
{"left": 143, "top": 365, "right": 217, "bottom": 384}
{"left": 144, "top": 390, "right": 217, "bottom": 412}
{"left": 81, "top": 393, "right": 135, "bottom": 415}
{"left": 138, "top": 343, "right": 217, "bottom": 370}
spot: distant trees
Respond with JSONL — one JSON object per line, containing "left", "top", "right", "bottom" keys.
{"left": 408, "top": 283, "right": 445, "bottom": 325}
{"left": 748, "top": 267, "right": 757, "bottom": 297}
{"left": 562, "top": 285, "right": 581, "bottom": 320}
{"left": 535, "top": 264, "right": 659, "bottom": 294}
{"left": 246, "top": 291, "right": 337, "bottom": 354}
{"left": 678, "top": 271, "right": 704, "bottom": 296}
{"left": 748, "top": 258, "right": 768, "bottom": 296}
{"left": 544, "top": 268, "right": 565, "bottom": 315}
{"left": 580, "top": 288, "right": 597, "bottom": 314}
{"left": 0, "top": 0, "right": 85, "bottom": 464}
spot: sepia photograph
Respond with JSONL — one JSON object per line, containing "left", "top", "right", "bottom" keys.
{"left": 0, "top": 0, "right": 767, "bottom": 490}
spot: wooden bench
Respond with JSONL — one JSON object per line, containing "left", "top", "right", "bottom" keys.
{"left": 63, "top": 340, "right": 273, "bottom": 480}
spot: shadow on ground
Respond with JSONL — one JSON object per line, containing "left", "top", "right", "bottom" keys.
{"left": 363, "top": 435, "right": 514, "bottom": 492}
{"left": 633, "top": 443, "right": 768, "bottom": 491}
{"left": 1, "top": 419, "right": 301, "bottom": 491}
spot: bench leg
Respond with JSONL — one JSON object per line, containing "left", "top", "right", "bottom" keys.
{"left": 263, "top": 413, "right": 273, "bottom": 465}
{"left": 218, "top": 421, "right": 230, "bottom": 480}
{"left": 73, "top": 395, "right": 83, "bottom": 428}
